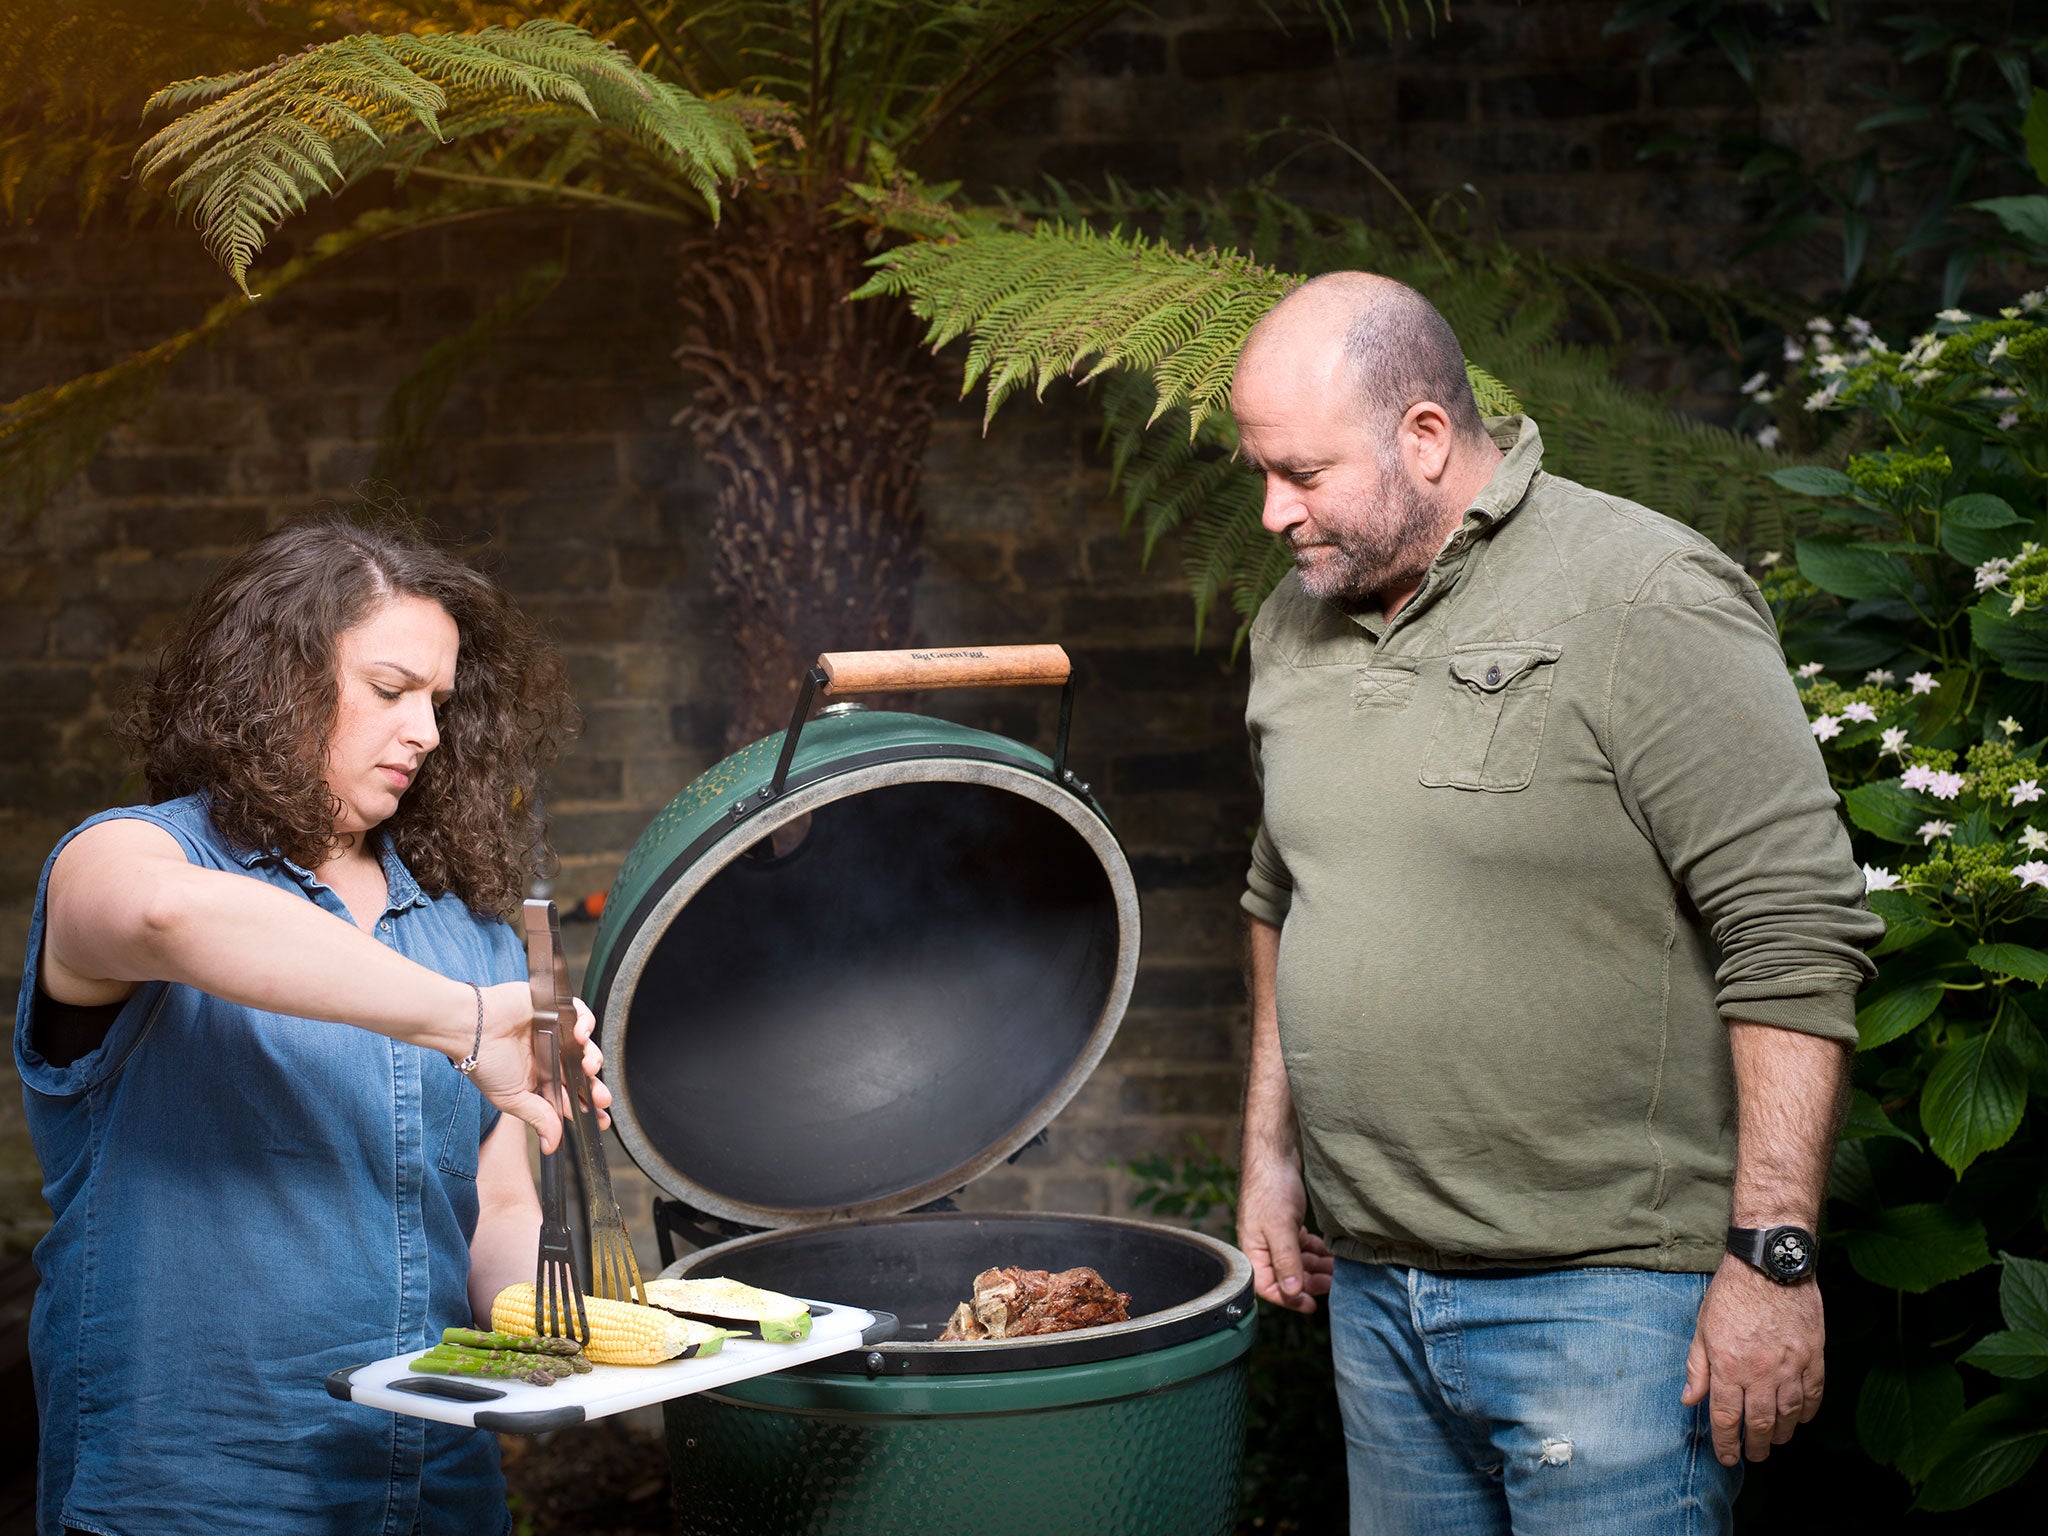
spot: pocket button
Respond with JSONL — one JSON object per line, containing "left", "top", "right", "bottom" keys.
{"left": 1485, "top": 664, "right": 1503, "bottom": 687}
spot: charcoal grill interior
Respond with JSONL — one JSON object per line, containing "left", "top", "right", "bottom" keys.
{"left": 622, "top": 780, "right": 1121, "bottom": 1215}
{"left": 674, "top": 1212, "right": 1251, "bottom": 1371}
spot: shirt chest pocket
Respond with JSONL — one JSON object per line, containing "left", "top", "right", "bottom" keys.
{"left": 1419, "top": 642, "right": 1563, "bottom": 793}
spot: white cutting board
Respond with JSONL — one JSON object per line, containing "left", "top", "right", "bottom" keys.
{"left": 327, "top": 1301, "right": 892, "bottom": 1433}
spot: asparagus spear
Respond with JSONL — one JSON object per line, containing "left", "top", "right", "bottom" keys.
{"left": 424, "top": 1343, "right": 584, "bottom": 1378}
{"left": 442, "top": 1327, "right": 584, "bottom": 1357}
{"left": 409, "top": 1353, "right": 556, "bottom": 1387}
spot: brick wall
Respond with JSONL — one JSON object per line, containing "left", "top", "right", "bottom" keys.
{"left": 0, "top": 0, "right": 1969, "bottom": 1259}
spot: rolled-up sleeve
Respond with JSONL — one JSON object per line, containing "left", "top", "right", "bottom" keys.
{"left": 1605, "top": 557, "right": 1881, "bottom": 1040}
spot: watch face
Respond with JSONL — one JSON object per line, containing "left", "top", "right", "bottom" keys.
{"left": 1764, "top": 1227, "right": 1814, "bottom": 1281}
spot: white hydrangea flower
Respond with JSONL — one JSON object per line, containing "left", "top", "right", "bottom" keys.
{"left": 1759, "top": 550, "right": 1782, "bottom": 568}
{"left": 2002, "top": 717, "right": 2024, "bottom": 736}
{"left": 1812, "top": 715, "right": 1843, "bottom": 741}
{"left": 1919, "top": 818, "right": 1955, "bottom": 843}
{"left": 1862, "top": 864, "right": 1901, "bottom": 892}
{"left": 1937, "top": 308, "right": 1971, "bottom": 323}
{"left": 1928, "top": 771, "right": 1966, "bottom": 800}
{"left": 1816, "top": 353, "right": 1849, "bottom": 375}
{"left": 2002, "top": 307, "right": 2022, "bottom": 320}
{"left": 1908, "top": 672, "right": 1938, "bottom": 694}
{"left": 1989, "top": 336, "right": 2010, "bottom": 361}
{"left": 2019, "top": 289, "right": 2046, "bottom": 312}
{"left": 1880, "top": 726, "right": 1909, "bottom": 756}
{"left": 1808, "top": 318, "right": 1835, "bottom": 334}
{"left": 2012, "top": 780, "right": 2044, "bottom": 806}
{"left": 1782, "top": 337, "right": 1806, "bottom": 363}
{"left": 1846, "top": 315, "right": 1874, "bottom": 341}
{"left": 1866, "top": 669, "right": 1896, "bottom": 685}
{"left": 1797, "top": 661, "right": 1826, "bottom": 678}
{"left": 2021, "top": 826, "right": 2048, "bottom": 853}
{"left": 1913, "top": 368, "right": 1941, "bottom": 385}
{"left": 1976, "top": 557, "right": 2014, "bottom": 591}
{"left": 1754, "top": 424, "right": 1781, "bottom": 448}
{"left": 2015, "top": 860, "right": 2048, "bottom": 890}
{"left": 1740, "top": 370, "right": 1770, "bottom": 396}
{"left": 2000, "top": 410, "right": 2021, "bottom": 431}
{"left": 1805, "top": 384, "right": 1839, "bottom": 412}
{"left": 1842, "top": 702, "right": 1878, "bottom": 723}
{"left": 2014, "top": 594, "right": 2028, "bottom": 616}
{"left": 1902, "top": 765, "right": 1936, "bottom": 792}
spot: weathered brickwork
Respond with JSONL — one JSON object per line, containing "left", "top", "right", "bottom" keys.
{"left": 0, "top": 0, "right": 1972, "bottom": 1257}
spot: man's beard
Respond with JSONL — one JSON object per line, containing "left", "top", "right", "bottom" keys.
{"left": 1289, "top": 468, "right": 1446, "bottom": 611}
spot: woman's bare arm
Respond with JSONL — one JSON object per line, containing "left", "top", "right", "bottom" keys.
{"left": 40, "top": 816, "right": 574, "bottom": 1146}
{"left": 469, "top": 1114, "right": 544, "bottom": 1326}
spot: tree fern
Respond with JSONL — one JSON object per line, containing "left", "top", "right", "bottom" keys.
{"left": 135, "top": 20, "right": 757, "bottom": 292}
{"left": 864, "top": 194, "right": 1802, "bottom": 645}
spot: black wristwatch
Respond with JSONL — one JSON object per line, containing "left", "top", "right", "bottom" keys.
{"left": 1727, "top": 1225, "right": 1818, "bottom": 1284}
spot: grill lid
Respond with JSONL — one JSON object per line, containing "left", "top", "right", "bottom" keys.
{"left": 585, "top": 647, "right": 1141, "bottom": 1232}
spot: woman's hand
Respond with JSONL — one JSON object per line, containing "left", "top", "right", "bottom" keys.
{"left": 465, "top": 983, "right": 611, "bottom": 1151}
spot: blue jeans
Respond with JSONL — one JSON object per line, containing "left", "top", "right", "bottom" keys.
{"left": 1329, "top": 1259, "right": 1740, "bottom": 1535}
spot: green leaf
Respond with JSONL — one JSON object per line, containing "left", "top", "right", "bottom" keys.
{"left": 1917, "top": 1395, "right": 2048, "bottom": 1511}
{"left": 1857, "top": 982, "right": 1943, "bottom": 1049}
{"left": 1830, "top": 1137, "right": 1881, "bottom": 1209}
{"left": 1957, "top": 1328, "right": 2048, "bottom": 1378}
{"left": 1941, "top": 519, "right": 2026, "bottom": 569}
{"left": 1843, "top": 1203, "right": 1993, "bottom": 1291}
{"left": 1968, "top": 194, "right": 2048, "bottom": 245}
{"left": 2001, "top": 1251, "right": 2048, "bottom": 1337}
{"left": 2026, "top": 87, "right": 2048, "bottom": 186}
{"left": 1870, "top": 889, "right": 1939, "bottom": 956}
{"left": 1769, "top": 465, "right": 1856, "bottom": 497}
{"left": 1970, "top": 600, "right": 2048, "bottom": 682}
{"left": 1943, "top": 493, "right": 2022, "bottom": 529}
{"left": 1921, "top": 1033, "right": 2028, "bottom": 1173}
{"left": 1841, "top": 1087, "right": 1923, "bottom": 1148}
{"left": 1967, "top": 943, "right": 2048, "bottom": 984}
{"left": 1797, "top": 537, "right": 1915, "bottom": 600}
{"left": 1845, "top": 780, "right": 1940, "bottom": 845}
{"left": 1857, "top": 1361, "right": 1963, "bottom": 1480}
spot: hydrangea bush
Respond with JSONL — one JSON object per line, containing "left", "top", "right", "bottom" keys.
{"left": 1756, "top": 297, "right": 2048, "bottom": 1511}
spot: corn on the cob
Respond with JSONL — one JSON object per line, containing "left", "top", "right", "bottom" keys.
{"left": 492, "top": 1282, "right": 730, "bottom": 1365}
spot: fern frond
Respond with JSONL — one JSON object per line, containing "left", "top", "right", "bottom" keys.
{"left": 857, "top": 223, "right": 1295, "bottom": 432}
{"left": 134, "top": 20, "right": 758, "bottom": 293}
{"left": 878, "top": 196, "right": 1800, "bottom": 645}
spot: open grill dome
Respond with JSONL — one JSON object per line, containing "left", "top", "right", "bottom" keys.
{"left": 585, "top": 711, "right": 1142, "bottom": 1231}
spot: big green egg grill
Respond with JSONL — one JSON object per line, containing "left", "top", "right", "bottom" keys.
{"left": 584, "top": 646, "right": 1256, "bottom": 1536}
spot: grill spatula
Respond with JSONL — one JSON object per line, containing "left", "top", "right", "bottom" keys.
{"left": 524, "top": 898, "right": 647, "bottom": 1312}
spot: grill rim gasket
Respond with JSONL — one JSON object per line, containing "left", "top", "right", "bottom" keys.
{"left": 664, "top": 1211, "right": 1257, "bottom": 1377}
{"left": 595, "top": 752, "right": 1142, "bottom": 1232}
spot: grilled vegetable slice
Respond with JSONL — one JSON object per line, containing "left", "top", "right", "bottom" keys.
{"left": 492, "top": 1282, "right": 731, "bottom": 1365}
{"left": 642, "top": 1277, "right": 814, "bottom": 1342}
{"left": 424, "top": 1343, "right": 588, "bottom": 1376}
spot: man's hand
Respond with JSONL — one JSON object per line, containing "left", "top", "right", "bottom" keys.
{"left": 1238, "top": 1150, "right": 1334, "bottom": 1314}
{"left": 1682, "top": 1253, "right": 1825, "bottom": 1465}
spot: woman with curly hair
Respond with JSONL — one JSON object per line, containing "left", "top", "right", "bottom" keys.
{"left": 18, "top": 515, "right": 599, "bottom": 1536}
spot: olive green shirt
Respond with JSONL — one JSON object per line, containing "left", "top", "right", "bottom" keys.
{"left": 1243, "top": 416, "right": 1881, "bottom": 1273}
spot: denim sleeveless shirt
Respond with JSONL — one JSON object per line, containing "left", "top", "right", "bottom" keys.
{"left": 16, "top": 796, "right": 520, "bottom": 1536}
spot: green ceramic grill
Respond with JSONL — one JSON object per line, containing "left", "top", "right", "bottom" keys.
{"left": 585, "top": 646, "right": 1256, "bottom": 1536}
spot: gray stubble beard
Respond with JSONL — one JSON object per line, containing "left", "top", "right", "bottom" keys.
{"left": 1291, "top": 463, "right": 1449, "bottom": 613}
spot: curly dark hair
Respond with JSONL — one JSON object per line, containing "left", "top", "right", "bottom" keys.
{"left": 118, "top": 515, "right": 579, "bottom": 918}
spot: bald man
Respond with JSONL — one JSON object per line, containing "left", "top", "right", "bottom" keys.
{"left": 1229, "top": 274, "right": 1880, "bottom": 1535}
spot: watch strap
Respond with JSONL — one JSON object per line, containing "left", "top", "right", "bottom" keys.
{"left": 1726, "top": 1226, "right": 1768, "bottom": 1266}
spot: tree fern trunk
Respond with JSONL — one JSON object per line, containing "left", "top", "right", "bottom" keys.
{"left": 676, "top": 203, "right": 939, "bottom": 749}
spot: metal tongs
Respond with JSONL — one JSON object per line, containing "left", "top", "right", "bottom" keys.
{"left": 524, "top": 899, "right": 646, "bottom": 1345}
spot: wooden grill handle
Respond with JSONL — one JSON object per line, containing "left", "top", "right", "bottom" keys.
{"left": 817, "top": 644, "right": 1071, "bottom": 695}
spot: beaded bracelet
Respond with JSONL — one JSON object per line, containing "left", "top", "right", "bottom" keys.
{"left": 456, "top": 982, "right": 483, "bottom": 1076}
